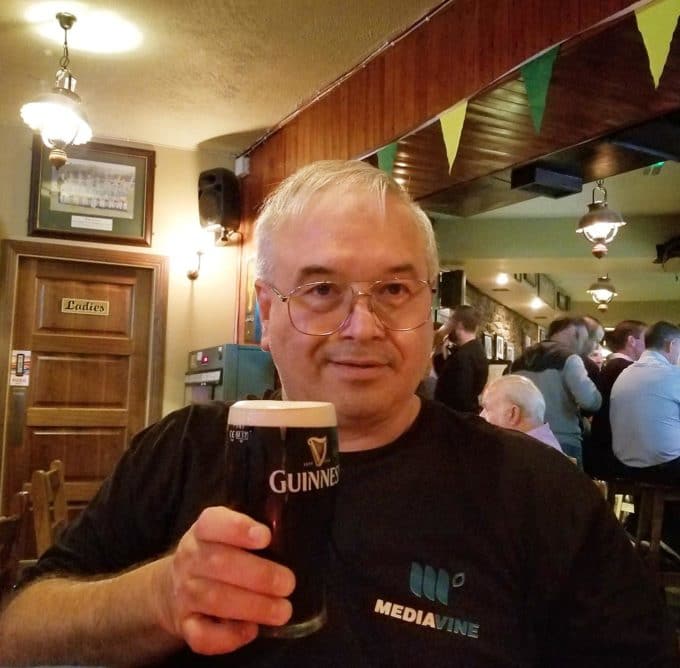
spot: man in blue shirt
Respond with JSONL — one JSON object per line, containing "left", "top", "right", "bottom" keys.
{"left": 611, "top": 321, "right": 680, "bottom": 482}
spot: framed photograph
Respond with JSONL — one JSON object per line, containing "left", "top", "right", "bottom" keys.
{"left": 483, "top": 332, "right": 493, "bottom": 360}
{"left": 495, "top": 334, "right": 505, "bottom": 360}
{"left": 28, "top": 136, "right": 155, "bottom": 246}
{"left": 505, "top": 342, "right": 515, "bottom": 362}
{"left": 524, "top": 334, "right": 532, "bottom": 350}
{"left": 537, "top": 326, "right": 547, "bottom": 342}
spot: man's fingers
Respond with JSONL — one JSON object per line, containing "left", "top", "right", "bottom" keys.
{"left": 180, "top": 577, "right": 293, "bottom": 627}
{"left": 185, "top": 542, "right": 295, "bottom": 598}
{"left": 192, "top": 507, "right": 271, "bottom": 549}
{"left": 181, "top": 614, "right": 259, "bottom": 656}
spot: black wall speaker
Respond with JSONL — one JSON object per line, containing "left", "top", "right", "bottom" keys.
{"left": 198, "top": 168, "right": 241, "bottom": 231}
{"left": 439, "top": 270, "right": 466, "bottom": 308}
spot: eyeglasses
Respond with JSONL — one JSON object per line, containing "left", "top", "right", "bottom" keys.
{"left": 267, "top": 279, "right": 435, "bottom": 336}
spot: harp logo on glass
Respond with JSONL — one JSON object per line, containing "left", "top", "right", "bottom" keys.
{"left": 269, "top": 434, "right": 339, "bottom": 495}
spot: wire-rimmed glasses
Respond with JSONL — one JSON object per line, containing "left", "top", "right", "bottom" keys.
{"left": 266, "top": 278, "right": 435, "bottom": 336}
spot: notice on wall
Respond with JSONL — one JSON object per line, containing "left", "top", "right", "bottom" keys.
{"left": 9, "top": 350, "right": 31, "bottom": 387}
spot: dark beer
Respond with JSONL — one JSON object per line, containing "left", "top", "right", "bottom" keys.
{"left": 226, "top": 400, "right": 339, "bottom": 638}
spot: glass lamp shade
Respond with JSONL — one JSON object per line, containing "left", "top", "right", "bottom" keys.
{"left": 576, "top": 202, "right": 626, "bottom": 244}
{"left": 586, "top": 276, "right": 617, "bottom": 307}
{"left": 21, "top": 91, "right": 92, "bottom": 149}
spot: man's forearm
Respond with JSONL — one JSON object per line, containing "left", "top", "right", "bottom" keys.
{"left": 0, "top": 556, "right": 183, "bottom": 666}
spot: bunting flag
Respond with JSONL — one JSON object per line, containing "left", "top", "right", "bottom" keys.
{"left": 439, "top": 100, "right": 468, "bottom": 172}
{"left": 377, "top": 142, "right": 398, "bottom": 174}
{"left": 521, "top": 46, "right": 559, "bottom": 133}
{"left": 635, "top": 0, "right": 680, "bottom": 88}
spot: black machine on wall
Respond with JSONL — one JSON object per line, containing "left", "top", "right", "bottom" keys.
{"left": 198, "top": 168, "right": 241, "bottom": 243}
{"left": 184, "top": 344, "right": 276, "bottom": 404}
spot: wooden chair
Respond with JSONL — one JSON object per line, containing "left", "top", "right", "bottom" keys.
{"left": 0, "top": 490, "right": 30, "bottom": 593}
{"left": 23, "top": 461, "right": 102, "bottom": 557}
{"left": 29, "top": 459, "right": 68, "bottom": 556}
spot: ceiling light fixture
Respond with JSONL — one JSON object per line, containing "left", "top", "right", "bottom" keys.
{"left": 576, "top": 179, "right": 626, "bottom": 258}
{"left": 20, "top": 12, "right": 92, "bottom": 169}
{"left": 586, "top": 274, "right": 618, "bottom": 312}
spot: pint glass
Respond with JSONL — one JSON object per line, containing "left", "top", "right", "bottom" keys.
{"left": 225, "top": 400, "right": 339, "bottom": 638}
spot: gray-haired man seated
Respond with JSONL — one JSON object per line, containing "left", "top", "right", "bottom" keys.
{"left": 480, "top": 374, "right": 563, "bottom": 453}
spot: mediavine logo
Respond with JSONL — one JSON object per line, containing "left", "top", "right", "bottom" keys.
{"left": 409, "top": 561, "right": 465, "bottom": 606}
{"left": 372, "top": 562, "right": 479, "bottom": 639}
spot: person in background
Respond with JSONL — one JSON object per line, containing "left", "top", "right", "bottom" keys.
{"left": 480, "top": 374, "right": 563, "bottom": 453}
{"left": 587, "top": 346, "right": 605, "bottom": 371}
{"left": 611, "top": 321, "right": 680, "bottom": 482}
{"left": 0, "top": 161, "right": 675, "bottom": 667}
{"left": 585, "top": 319, "right": 646, "bottom": 479}
{"left": 433, "top": 304, "right": 488, "bottom": 413}
{"left": 581, "top": 315, "right": 605, "bottom": 382}
{"left": 510, "top": 317, "right": 601, "bottom": 465}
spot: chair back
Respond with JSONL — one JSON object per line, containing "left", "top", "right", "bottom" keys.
{"left": 30, "top": 459, "right": 68, "bottom": 556}
{"left": 0, "top": 490, "right": 30, "bottom": 592}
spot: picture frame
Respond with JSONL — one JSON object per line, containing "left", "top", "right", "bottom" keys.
{"left": 537, "top": 326, "right": 547, "bottom": 342}
{"left": 524, "top": 334, "right": 532, "bottom": 350}
{"left": 28, "top": 136, "right": 155, "bottom": 246}
{"left": 495, "top": 334, "right": 505, "bottom": 360}
{"left": 483, "top": 332, "right": 493, "bottom": 360}
{"left": 505, "top": 342, "right": 515, "bottom": 362}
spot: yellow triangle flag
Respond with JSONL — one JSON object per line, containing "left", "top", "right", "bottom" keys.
{"left": 635, "top": 0, "right": 680, "bottom": 88}
{"left": 439, "top": 100, "right": 468, "bottom": 172}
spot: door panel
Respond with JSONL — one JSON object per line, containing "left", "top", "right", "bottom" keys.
{"left": 1, "top": 242, "right": 167, "bottom": 521}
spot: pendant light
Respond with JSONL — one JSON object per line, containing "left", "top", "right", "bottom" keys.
{"left": 576, "top": 179, "right": 626, "bottom": 258}
{"left": 586, "top": 274, "right": 618, "bottom": 312}
{"left": 20, "top": 12, "right": 92, "bottom": 169}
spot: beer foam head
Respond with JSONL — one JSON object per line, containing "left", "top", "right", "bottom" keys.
{"left": 228, "top": 400, "right": 337, "bottom": 428}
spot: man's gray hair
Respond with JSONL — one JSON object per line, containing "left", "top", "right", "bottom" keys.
{"left": 487, "top": 374, "right": 546, "bottom": 423}
{"left": 254, "top": 159, "right": 439, "bottom": 282}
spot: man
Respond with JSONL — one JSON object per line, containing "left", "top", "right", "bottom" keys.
{"left": 480, "top": 374, "right": 563, "bottom": 453}
{"left": 611, "top": 321, "right": 680, "bottom": 482}
{"left": 510, "top": 317, "right": 602, "bottom": 465}
{"left": 433, "top": 305, "right": 488, "bottom": 413}
{"left": 0, "top": 161, "right": 675, "bottom": 666}
{"left": 585, "top": 319, "right": 646, "bottom": 478}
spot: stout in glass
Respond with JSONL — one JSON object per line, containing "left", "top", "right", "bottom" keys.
{"left": 225, "top": 400, "right": 339, "bottom": 638}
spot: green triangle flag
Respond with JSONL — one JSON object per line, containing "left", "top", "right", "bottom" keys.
{"left": 636, "top": 0, "right": 680, "bottom": 88}
{"left": 521, "top": 46, "right": 559, "bottom": 133}
{"left": 377, "top": 143, "right": 398, "bottom": 174}
{"left": 439, "top": 100, "right": 468, "bottom": 172}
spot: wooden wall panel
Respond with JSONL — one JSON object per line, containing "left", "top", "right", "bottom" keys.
{"left": 245, "top": 0, "right": 639, "bottom": 186}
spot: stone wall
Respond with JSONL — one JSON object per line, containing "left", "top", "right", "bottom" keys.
{"left": 465, "top": 283, "right": 541, "bottom": 362}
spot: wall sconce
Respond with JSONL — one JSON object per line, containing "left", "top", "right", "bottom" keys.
{"left": 586, "top": 274, "right": 617, "bottom": 312}
{"left": 576, "top": 179, "right": 626, "bottom": 258}
{"left": 187, "top": 251, "right": 203, "bottom": 281}
{"left": 20, "top": 12, "right": 92, "bottom": 168}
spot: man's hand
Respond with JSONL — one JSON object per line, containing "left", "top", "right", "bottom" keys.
{"left": 156, "top": 506, "right": 296, "bottom": 656}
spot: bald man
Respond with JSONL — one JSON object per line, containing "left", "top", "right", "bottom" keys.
{"left": 480, "top": 374, "right": 563, "bottom": 453}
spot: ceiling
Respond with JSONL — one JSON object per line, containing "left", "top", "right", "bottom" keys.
{"left": 1, "top": 2, "right": 677, "bottom": 325}
{"left": 0, "top": 0, "right": 442, "bottom": 153}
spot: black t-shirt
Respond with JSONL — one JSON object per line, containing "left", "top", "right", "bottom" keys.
{"left": 22, "top": 400, "right": 677, "bottom": 666}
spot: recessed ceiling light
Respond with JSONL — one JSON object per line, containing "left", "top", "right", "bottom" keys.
{"left": 496, "top": 272, "right": 509, "bottom": 285}
{"left": 530, "top": 296, "right": 544, "bottom": 310}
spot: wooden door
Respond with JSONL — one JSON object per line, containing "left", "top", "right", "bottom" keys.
{"left": 0, "top": 240, "right": 168, "bottom": 515}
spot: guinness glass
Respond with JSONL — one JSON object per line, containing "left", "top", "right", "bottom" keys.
{"left": 226, "top": 400, "right": 339, "bottom": 638}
